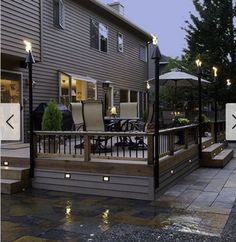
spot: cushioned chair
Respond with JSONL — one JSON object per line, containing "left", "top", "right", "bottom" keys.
{"left": 82, "top": 100, "right": 113, "bottom": 152}
{"left": 70, "top": 103, "right": 84, "bottom": 131}
{"left": 119, "top": 102, "right": 139, "bottom": 131}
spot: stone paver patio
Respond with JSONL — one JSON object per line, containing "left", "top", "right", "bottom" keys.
{"left": 1, "top": 157, "right": 236, "bottom": 241}
{"left": 157, "top": 157, "right": 236, "bottom": 212}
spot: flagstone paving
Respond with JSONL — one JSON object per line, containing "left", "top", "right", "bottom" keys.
{"left": 1, "top": 155, "right": 236, "bottom": 241}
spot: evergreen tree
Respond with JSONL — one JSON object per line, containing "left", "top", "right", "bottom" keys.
{"left": 184, "top": 0, "right": 236, "bottom": 103}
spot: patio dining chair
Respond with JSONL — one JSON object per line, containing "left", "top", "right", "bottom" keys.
{"left": 131, "top": 102, "right": 155, "bottom": 150}
{"left": 70, "top": 103, "right": 84, "bottom": 131}
{"left": 119, "top": 102, "right": 139, "bottom": 131}
{"left": 82, "top": 100, "right": 113, "bottom": 152}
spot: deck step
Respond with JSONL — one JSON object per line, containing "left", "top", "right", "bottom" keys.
{"left": 211, "top": 149, "right": 234, "bottom": 167}
{"left": 202, "top": 137, "right": 214, "bottom": 149}
{"left": 1, "top": 179, "right": 22, "bottom": 194}
{"left": 1, "top": 166, "right": 31, "bottom": 194}
{"left": 202, "top": 143, "right": 224, "bottom": 160}
{"left": 1, "top": 166, "right": 30, "bottom": 180}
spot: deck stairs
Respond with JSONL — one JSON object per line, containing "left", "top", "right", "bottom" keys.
{"left": 1, "top": 166, "right": 31, "bottom": 194}
{"left": 201, "top": 137, "right": 233, "bottom": 168}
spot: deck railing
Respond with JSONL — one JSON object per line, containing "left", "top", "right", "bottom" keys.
{"left": 33, "top": 124, "right": 198, "bottom": 164}
{"left": 208, "top": 120, "right": 225, "bottom": 139}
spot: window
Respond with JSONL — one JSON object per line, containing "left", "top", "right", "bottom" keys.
{"left": 53, "top": 0, "right": 65, "bottom": 29}
{"left": 117, "top": 33, "right": 123, "bottom": 52}
{"left": 139, "top": 45, "right": 147, "bottom": 62}
{"left": 59, "top": 72, "right": 97, "bottom": 105}
{"left": 90, "top": 19, "right": 108, "bottom": 52}
{"left": 120, "top": 89, "right": 128, "bottom": 102}
{"left": 130, "top": 91, "right": 137, "bottom": 102}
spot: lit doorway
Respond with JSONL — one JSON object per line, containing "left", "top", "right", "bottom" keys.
{"left": 0, "top": 70, "right": 23, "bottom": 141}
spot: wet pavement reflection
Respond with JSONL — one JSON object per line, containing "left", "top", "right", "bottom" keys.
{"left": 1, "top": 188, "right": 230, "bottom": 242}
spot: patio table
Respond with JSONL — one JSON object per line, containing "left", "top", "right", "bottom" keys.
{"left": 104, "top": 116, "right": 143, "bottom": 147}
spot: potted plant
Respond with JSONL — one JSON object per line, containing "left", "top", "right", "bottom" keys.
{"left": 173, "top": 115, "right": 190, "bottom": 144}
{"left": 195, "top": 114, "right": 210, "bottom": 137}
{"left": 41, "top": 100, "right": 62, "bottom": 153}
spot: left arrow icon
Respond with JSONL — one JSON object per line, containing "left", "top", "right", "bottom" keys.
{"left": 6, "top": 114, "right": 14, "bottom": 129}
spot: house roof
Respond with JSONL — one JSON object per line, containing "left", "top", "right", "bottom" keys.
{"left": 79, "top": 0, "right": 153, "bottom": 41}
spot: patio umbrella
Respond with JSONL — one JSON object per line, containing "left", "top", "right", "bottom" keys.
{"left": 147, "top": 70, "right": 210, "bottom": 109}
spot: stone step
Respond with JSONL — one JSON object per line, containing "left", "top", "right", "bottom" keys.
{"left": 212, "top": 149, "right": 234, "bottom": 168}
{"left": 1, "top": 179, "right": 22, "bottom": 194}
{"left": 1, "top": 166, "right": 30, "bottom": 180}
{"left": 202, "top": 143, "right": 225, "bottom": 160}
{"left": 202, "top": 137, "right": 214, "bottom": 149}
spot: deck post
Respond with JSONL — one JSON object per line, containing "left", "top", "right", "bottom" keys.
{"left": 169, "top": 132, "right": 174, "bottom": 156}
{"left": 184, "top": 129, "right": 188, "bottom": 149}
{"left": 151, "top": 43, "right": 162, "bottom": 189}
{"left": 84, "top": 135, "right": 91, "bottom": 162}
{"left": 147, "top": 134, "right": 154, "bottom": 165}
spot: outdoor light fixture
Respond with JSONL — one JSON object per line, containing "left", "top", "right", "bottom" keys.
{"left": 212, "top": 66, "right": 218, "bottom": 77}
{"left": 196, "top": 59, "right": 203, "bottom": 159}
{"left": 152, "top": 39, "right": 162, "bottom": 189}
{"left": 24, "top": 40, "right": 35, "bottom": 178}
{"left": 226, "top": 79, "right": 232, "bottom": 87}
{"left": 64, "top": 173, "right": 71, "bottom": 179}
{"left": 171, "top": 170, "right": 174, "bottom": 174}
{"left": 3, "top": 161, "right": 9, "bottom": 166}
{"left": 147, "top": 81, "right": 151, "bottom": 90}
{"left": 102, "top": 81, "right": 111, "bottom": 92}
{"left": 189, "top": 159, "right": 192, "bottom": 163}
{"left": 151, "top": 34, "right": 158, "bottom": 46}
{"left": 212, "top": 66, "right": 218, "bottom": 143}
{"left": 103, "top": 176, "right": 110, "bottom": 182}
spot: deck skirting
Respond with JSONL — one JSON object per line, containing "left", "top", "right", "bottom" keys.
{"left": 32, "top": 169, "right": 154, "bottom": 200}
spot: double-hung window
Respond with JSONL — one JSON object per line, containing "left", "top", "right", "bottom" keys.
{"left": 117, "top": 33, "right": 123, "bottom": 52}
{"left": 53, "top": 0, "right": 65, "bottom": 29}
{"left": 90, "top": 19, "right": 108, "bottom": 52}
{"left": 139, "top": 45, "right": 147, "bottom": 62}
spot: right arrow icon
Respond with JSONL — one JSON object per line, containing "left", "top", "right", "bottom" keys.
{"left": 232, "top": 114, "right": 236, "bottom": 130}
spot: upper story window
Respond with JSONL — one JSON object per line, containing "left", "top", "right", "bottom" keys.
{"left": 90, "top": 19, "right": 108, "bottom": 52}
{"left": 117, "top": 33, "right": 123, "bottom": 52}
{"left": 53, "top": 0, "right": 65, "bottom": 29}
{"left": 139, "top": 45, "right": 147, "bottom": 62}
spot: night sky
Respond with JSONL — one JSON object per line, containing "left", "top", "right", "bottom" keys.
{"left": 100, "top": 0, "right": 196, "bottom": 58}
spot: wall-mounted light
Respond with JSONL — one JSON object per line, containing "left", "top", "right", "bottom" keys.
{"left": 103, "top": 176, "right": 110, "bottom": 182}
{"left": 102, "top": 81, "right": 112, "bottom": 92}
{"left": 64, "top": 173, "right": 71, "bottom": 179}
{"left": 3, "top": 161, "right": 9, "bottom": 166}
{"left": 189, "top": 159, "right": 192, "bottom": 163}
{"left": 170, "top": 170, "right": 174, "bottom": 174}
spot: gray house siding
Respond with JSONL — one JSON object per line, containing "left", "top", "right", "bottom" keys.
{"left": 1, "top": 0, "right": 41, "bottom": 61}
{"left": 1, "top": 0, "right": 150, "bottom": 140}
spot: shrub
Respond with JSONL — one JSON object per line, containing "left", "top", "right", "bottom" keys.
{"left": 41, "top": 101, "right": 62, "bottom": 131}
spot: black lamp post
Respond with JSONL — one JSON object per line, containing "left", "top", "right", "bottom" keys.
{"left": 196, "top": 59, "right": 203, "bottom": 159}
{"left": 102, "top": 81, "right": 111, "bottom": 116}
{"left": 151, "top": 44, "right": 162, "bottom": 188}
{"left": 213, "top": 67, "right": 218, "bottom": 143}
{"left": 25, "top": 41, "right": 35, "bottom": 178}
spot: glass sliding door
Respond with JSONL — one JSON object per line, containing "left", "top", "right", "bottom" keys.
{"left": 0, "top": 70, "right": 23, "bottom": 141}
